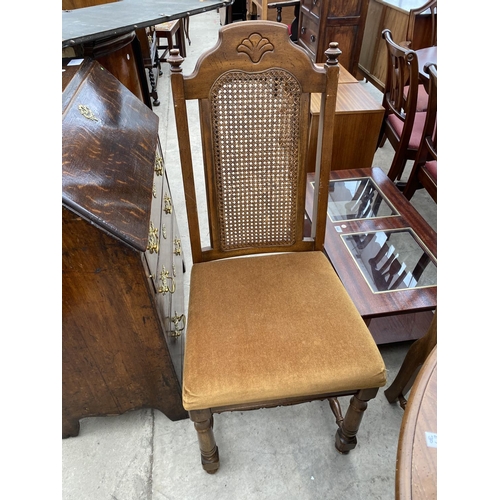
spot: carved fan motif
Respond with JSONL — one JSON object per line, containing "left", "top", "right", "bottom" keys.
{"left": 237, "top": 33, "right": 274, "bottom": 63}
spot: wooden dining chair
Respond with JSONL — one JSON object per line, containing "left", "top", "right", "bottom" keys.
{"left": 403, "top": 63, "right": 437, "bottom": 202}
{"left": 402, "top": 0, "right": 437, "bottom": 50}
{"left": 400, "top": 0, "right": 436, "bottom": 113}
{"left": 378, "top": 29, "right": 427, "bottom": 182}
{"left": 167, "top": 21, "right": 387, "bottom": 474}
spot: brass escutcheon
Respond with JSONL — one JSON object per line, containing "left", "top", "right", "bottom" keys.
{"left": 78, "top": 104, "right": 98, "bottom": 121}
{"left": 152, "top": 182, "right": 157, "bottom": 198}
{"left": 158, "top": 266, "right": 176, "bottom": 294}
{"left": 147, "top": 222, "right": 159, "bottom": 253}
{"left": 162, "top": 223, "right": 168, "bottom": 239}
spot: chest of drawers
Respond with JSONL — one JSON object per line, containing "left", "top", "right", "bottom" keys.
{"left": 297, "top": 0, "right": 369, "bottom": 76}
{"left": 62, "top": 58, "right": 187, "bottom": 437}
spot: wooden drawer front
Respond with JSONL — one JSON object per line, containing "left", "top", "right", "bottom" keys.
{"left": 299, "top": 14, "right": 319, "bottom": 55}
{"left": 155, "top": 176, "right": 174, "bottom": 294}
{"left": 155, "top": 195, "right": 185, "bottom": 383}
{"left": 302, "top": 0, "right": 321, "bottom": 17}
{"left": 326, "top": 0, "right": 364, "bottom": 17}
{"left": 168, "top": 215, "right": 185, "bottom": 382}
{"left": 145, "top": 172, "right": 163, "bottom": 279}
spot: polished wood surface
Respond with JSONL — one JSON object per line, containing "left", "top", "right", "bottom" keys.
{"left": 415, "top": 45, "right": 437, "bottom": 81}
{"left": 358, "top": 0, "right": 436, "bottom": 89}
{"left": 62, "top": 59, "right": 156, "bottom": 244}
{"left": 305, "top": 167, "right": 437, "bottom": 320}
{"left": 307, "top": 78, "right": 384, "bottom": 172}
{"left": 62, "top": 59, "right": 187, "bottom": 437}
{"left": 81, "top": 30, "right": 152, "bottom": 107}
{"left": 297, "top": 0, "right": 370, "bottom": 75}
{"left": 396, "top": 345, "right": 437, "bottom": 499}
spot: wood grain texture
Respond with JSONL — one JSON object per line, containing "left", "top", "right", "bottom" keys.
{"left": 396, "top": 345, "right": 437, "bottom": 499}
{"left": 307, "top": 82, "right": 384, "bottom": 173}
{"left": 358, "top": 0, "right": 436, "bottom": 90}
{"left": 62, "top": 209, "right": 186, "bottom": 437}
{"left": 62, "top": 58, "right": 158, "bottom": 251}
{"left": 298, "top": 0, "right": 370, "bottom": 75}
{"left": 62, "top": 59, "right": 187, "bottom": 437}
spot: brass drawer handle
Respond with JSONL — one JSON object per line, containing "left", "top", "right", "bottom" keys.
{"left": 164, "top": 195, "right": 172, "bottom": 214}
{"left": 301, "top": 27, "right": 306, "bottom": 35}
{"left": 152, "top": 182, "right": 157, "bottom": 198}
{"left": 147, "top": 222, "right": 159, "bottom": 253}
{"left": 174, "top": 237, "right": 182, "bottom": 256}
{"left": 162, "top": 223, "right": 168, "bottom": 239}
{"left": 159, "top": 265, "right": 176, "bottom": 294}
{"left": 155, "top": 154, "right": 164, "bottom": 176}
{"left": 310, "top": 35, "right": 316, "bottom": 43}
{"left": 169, "top": 312, "right": 185, "bottom": 338}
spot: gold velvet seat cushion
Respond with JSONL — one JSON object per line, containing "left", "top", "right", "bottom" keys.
{"left": 183, "top": 251, "right": 387, "bottom": 411}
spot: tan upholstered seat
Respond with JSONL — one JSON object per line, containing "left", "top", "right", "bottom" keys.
{"left": 184, "top": 252, "right": 386, "bottom": 410}
{"left": 167, "top": 20, "right": 387, "bottom": 474}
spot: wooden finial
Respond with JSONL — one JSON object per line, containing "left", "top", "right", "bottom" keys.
{"left": 167, "top": 48, "right": 184, "bottom": 73}
{"left": 324, "top": 42, "right": 342, "bottom": 67}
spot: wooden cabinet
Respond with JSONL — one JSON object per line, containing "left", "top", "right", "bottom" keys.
{"left": 358, "top": 0, "right": 436, "bottom": 90}
{"left": 62, "top": 58, "right": 187, "bottom": 438}
{"left": 297, "top": 0, "right": 369, "bottom": 76}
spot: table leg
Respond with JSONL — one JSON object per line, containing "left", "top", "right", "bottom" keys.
{"left": 384, "top": 311, "right": 437, "bottom": 407}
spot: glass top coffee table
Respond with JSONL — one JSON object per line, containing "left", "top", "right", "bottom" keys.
{"left": 306, "top": 167, "right": 437, "bottom": 343}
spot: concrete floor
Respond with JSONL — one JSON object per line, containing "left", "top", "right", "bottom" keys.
{"left": 62, "top": 11, "right": 437, "bottom": 500}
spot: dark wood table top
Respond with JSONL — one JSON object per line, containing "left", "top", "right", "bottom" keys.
{"left": 415, "top": 46, "right": 437, "bottom": 79}
{"left": 305, "top": 167, "right": 437, "bottom": 319}
{"left": 62, "top": 0, "right": 231, "bottom": 46}
{"left": 396, "top": 345, "right": 437, "bottom": 500}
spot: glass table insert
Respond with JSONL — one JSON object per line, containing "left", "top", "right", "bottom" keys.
{"left": 310, "top": 177, "right": 399, "bottom": 222}
{"left": 341, "top": 228, "right": 437, "bottom": 293}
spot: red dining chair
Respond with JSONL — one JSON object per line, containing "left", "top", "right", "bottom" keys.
{"left": 403, "top": 63, "right": 437, "bottom": 202}
{"left": 378, "top": 29, "right": 427, "bottom": 182}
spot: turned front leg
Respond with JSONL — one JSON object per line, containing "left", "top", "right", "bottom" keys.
{"left": 335, "top": 388, "right": 379, "bottom": 454}
{"left": 189, "top": 409, "right": 219, "bottom": 474}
